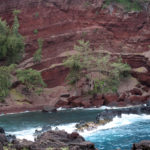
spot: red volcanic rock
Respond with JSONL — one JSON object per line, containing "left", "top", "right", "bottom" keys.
{"left": 92, "top": 95, "right": 104, "bottom": 107}
{"left": 128, "top": 95, "right": 147, "bottom": 105}
{"left": 81, "top": 100, "right": 91, "bottom": 108}
{"left": 130, "top": 88, "right": 142, "bottom": 95}
{"left": 104, "top": 94, "right": 119, "bottom": 105}
{"left": 68, "top": 132, "right": 81, "bottom": 140}
{"left": 41, "top": 66, "right": 69, "bottom": 88}
{"left": 119, "top": 93, "right": 127, "bottom": 101}
{"left": 142, "top": 86, "right": 149, "bottom": 92}
{"left": 55, "top": 98, "right": 69, "bottom": 108}
{"left": 133, "top": 73, "right": 150, "bottom": 87}
{"left": 71, "top": 99, "right": 82, "bottom": 107}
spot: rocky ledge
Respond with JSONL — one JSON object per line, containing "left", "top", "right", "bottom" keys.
{"left": 0, "top": 128, "right": 96, "bottom": 150}
{"left": 75, "top": 104, "right": 150, "bottom": 132}
{"left": 132, "top": 140, "right": 150, "bottom": 150}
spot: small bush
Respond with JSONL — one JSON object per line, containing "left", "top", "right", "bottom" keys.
{"left": 33, "top": 29, "right": 38, "bottom": 34}
{"left": 64, "top": 40, "right": 131, "bottom": 95}
{"left": 0, "top": 10, "right": 24, "bottom": 64}
{"left": 0, "top": 64, "right": 15, "bottom": 101}
{"left": 33, "top": 38, "right": 43, "bottom": 64}
{"left": 103, "top": 0, "right": 142, "bottom": 11}
{"left": 34, "top": 12, "right": 39, "bottom": 18}
{"left": 16, "top": 68, "right": 46, "bottom": 93}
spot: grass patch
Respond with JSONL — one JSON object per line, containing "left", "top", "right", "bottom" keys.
{"left": 103, "top": 0, "right": 142, "bottom": 11}
{"left": 10, "top": 89, "right": 25, "bottom": 102}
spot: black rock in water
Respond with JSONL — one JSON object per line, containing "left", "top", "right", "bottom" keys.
{"left": 0, "top": 127, "right": 5, "bottom": 134}
{"left": 132, "top": 140, "right": 150, "bottom": 150}
{"left": 6, "top": 135, "right": 16, "bottom": 143}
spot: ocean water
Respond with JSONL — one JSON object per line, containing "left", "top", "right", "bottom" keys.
{"left": 0, "top": 107, "right": 150, "bottom": 150}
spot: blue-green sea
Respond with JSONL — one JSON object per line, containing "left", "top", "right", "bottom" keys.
{"left": 0, "top": 107, "right": 150, "bottom": 150}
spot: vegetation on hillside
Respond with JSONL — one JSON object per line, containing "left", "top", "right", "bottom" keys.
{"left": 16, "top": 68, "right": 46, "bottom": 94}
{"left": 33, "top": 38, "right": 43, "bottom": 64}
{"left": 0, "top": 10, "right": 46, "bottom": 101}
{"left": 103, "top": 0, "right": 150, "bottom": 12}
{"left": 0, "top": 10, "right": 24, "bottom": 64}
{"left": 0, "top": 65, "right": 15, "bottom": 101}
{"left": 64, "top": 40, "right": 131, "bottom": 95}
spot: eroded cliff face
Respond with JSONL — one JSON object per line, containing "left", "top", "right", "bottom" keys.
{"left": 1, "top": 0, "right": 150, "bottom": 111}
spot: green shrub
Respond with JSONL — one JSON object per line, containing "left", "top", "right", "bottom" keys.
{"left": 33, "top": 29, "right": 38, "bottom": 34}
{"left": 0, "top": 10, "right": 24, "bottom": 64}
{"left": 33, "top": 38, "right": 43, "bottom": 64}
{"left": 103, "top": 0, "right": 142, "bottom": 11}
{"left": 64, "top": 40, "right": 131, "bottom": 95}
{"left": 16, "top": 68, "right": 46, "bottom": 93}
{"left": 0, "top": 64, "right": 15, "bottom": 101}
{"left": 34, "top": 12, "right": 39, "bottom": 18}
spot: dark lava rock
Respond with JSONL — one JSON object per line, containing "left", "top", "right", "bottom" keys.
{"left": 132, "top": 140, "right": 150, "bottom": 150}
{"left": 0, "top": 127, "right": 5, "bottom": 134}
{"left": 11, "top": 130, "right": 96, "bottom": 150}
{"left": 42, "top": 106, "right": 57, "bottom": 112}
{"left": 30, "top": 130, "right": 95, "bottom": 150}
{"left": 0, "top": 142, "right": 3, "bottom": 150}
{"left": 0, "top": 133, "right": 8, "bottom": 145}
{"left": 6, "top": 134, "right": 16, "bottom": 143}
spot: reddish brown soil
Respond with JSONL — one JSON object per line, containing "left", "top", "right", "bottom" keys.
{"left": 0, "top": 0, "right": 150, "bottom": 113}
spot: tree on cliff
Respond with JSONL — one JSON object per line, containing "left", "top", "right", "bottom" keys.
{"left": 0, "top": 65, "right": 15, "bottom": 101}
{"left": 0, "top": 10, "right": 46, "bottom": 102}
{"left": 33, "top": 38, "right": 43, "bottom": 64}
{"left": 0, "top": 10, "right": 24, "bottom": 64}
{"left": 64, "top": 40, "right": 131, "bottom": 95}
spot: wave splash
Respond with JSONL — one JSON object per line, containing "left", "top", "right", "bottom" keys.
{"left": 7, "top": 113, "right": 150, "bottom": 141}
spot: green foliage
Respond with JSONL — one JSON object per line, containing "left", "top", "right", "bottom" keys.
{"left": 33, "top": 29, "right": 38, "bottom": 34}
{"left": 0, "top": 11, "right": 24, "bottom": 64}
{"left": 83, "top": 1, "right": 91, "bottom": 8}
{"left": 33, "top": 38, "right": 43, "bottom": 64}
{"left": 0, "top": 64, "right": 16, "bottom": 101}
{"left": 64, "top": 40, "right": 131, "bottom": 95}
{"left": 103, "top": 0, "right": 142, "bottom": 11}
{"left": 34, "top": 12, "right": 39, "bottom": 18}
{"left": 13, "top": 9, "right": 21, "bottom": 16}
{"left": 16, "top": 68, "right": 46, "bottom": 93}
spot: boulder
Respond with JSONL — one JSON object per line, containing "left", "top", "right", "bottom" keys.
{"left": 71, "top": 99, "right": 82, "bottom": 107}
{"left": 0, "top": 142, "right": 3, "bottom": 150}
{"left": 132, "top": 140, "right": 150, "bottom": 150}
{"left": 81, "top": 100, "right": 91, "bottom": 108}
{"left": 104, "top": 94, "right": 119, "bottom": 105}
{"left": 92, "top": 95, "right": 104, "bottom": 107}
{"left": 128, "top": 95, "right": 147, "bottom": 105}
{"left": 0, "top": 127, "right": 5, "bottom": 134}
{"left": 118, "top": 93, "right": 127, "bottom": 101}
{"left": 0, "top": 133, "right": 7, "bottom": 145}
{"left": 42, "top": 106, "right": 57, "bottom": 112}
{"left": 55, "top": 98, "right": 69, "bottom": 107}
{"left": 32, "top": 130, "right": 96, "bottom": 150}
{"left": 6, "top": 135, "right": 16, "bottom": 143}
{"left": 130, "top": 88, "right": 142, "bottom": 95}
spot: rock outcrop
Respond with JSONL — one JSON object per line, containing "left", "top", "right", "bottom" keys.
{"left": 132, "top": 140, "right": 150, "bottom": 150}
{"left": 0, "top": 127, "right": 96, "bottom": 150}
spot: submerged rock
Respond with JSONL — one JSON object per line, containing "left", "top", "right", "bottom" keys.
{"left": 42, "top": 106, "right": 57, "bottom": 113}
{"left": 0, "top": 127, "right": 96, "bottom": 150}
{"left": 132, "top": 140, "right": 150, "bottom": 150}
{"left": 0, "top": 127, "right": 5, "bottom": 134}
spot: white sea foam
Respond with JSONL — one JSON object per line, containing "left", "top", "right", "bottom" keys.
{"left": 51, "top": 114, "right": 150, "bottom": 138}
{"left": 6, "top": 113, "right": 150, "bottom": 141}
{"left": 51, "top": 123, "right": 77, "bottom": 133}
{"left": 57, "top": 105, "right": 142, "bottom": 112}
{"left": 6, "top": 127, "right": 42, "bottom": 141}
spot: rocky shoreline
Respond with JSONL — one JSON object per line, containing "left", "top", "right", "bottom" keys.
{"left": 0, "top": 127, "right": 96, "bottom": 150}
{"left": 0, "top": 125, "right": 150, "bottom": 150}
